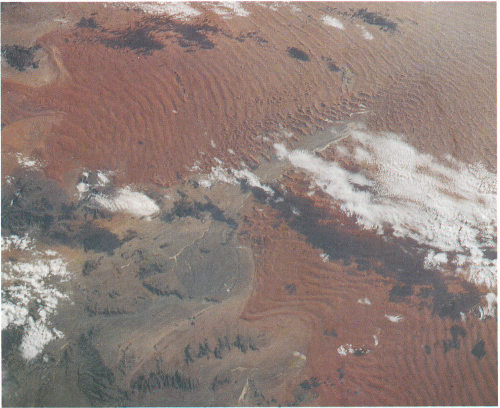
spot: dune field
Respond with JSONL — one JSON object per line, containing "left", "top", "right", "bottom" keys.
{"left": 1, "top": 2, "right": 497, "bottom": 406}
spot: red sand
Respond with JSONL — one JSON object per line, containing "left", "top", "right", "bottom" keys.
{"left": 2, "top": 2, "right": 496, "bottom": 406}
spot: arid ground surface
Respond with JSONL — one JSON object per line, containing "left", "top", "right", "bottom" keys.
{"left": 1, "top": 2, "right": 497, "bottom": 406}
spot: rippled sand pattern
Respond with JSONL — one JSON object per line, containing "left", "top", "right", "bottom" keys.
{"left": 4, "top": 3, "right": 494, "bottom": 183}
{"left": 2, "top": 2, "right": 496, "bottom": 407}
{"left": 239, "top": 176, "right": 497, "bottom": 405}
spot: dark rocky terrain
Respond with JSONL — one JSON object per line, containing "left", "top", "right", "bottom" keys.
{"left": 2, "top": 2, "right": 496, "bottom": 406}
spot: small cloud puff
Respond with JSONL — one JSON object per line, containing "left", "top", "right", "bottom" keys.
{"left": 322, "top": 16, "right": 345, "bottom": 30}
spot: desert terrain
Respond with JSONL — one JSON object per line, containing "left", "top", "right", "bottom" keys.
{"left": 1, "top": 2, "right": 497, "bottom": 406}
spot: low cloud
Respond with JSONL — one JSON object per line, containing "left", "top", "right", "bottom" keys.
{"left": 275, "top": 125, "right": 496, "bottom": 289}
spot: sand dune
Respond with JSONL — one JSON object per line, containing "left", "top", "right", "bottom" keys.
{"left": 1, "top": 2, "right": 496, "bottom": 406}
{"left": 3, "top": 3, "right": 495, "bottom": 185}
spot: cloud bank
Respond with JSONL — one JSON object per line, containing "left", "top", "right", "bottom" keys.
{"left": 275, "top": 126, "right": 496, "bottom": 289}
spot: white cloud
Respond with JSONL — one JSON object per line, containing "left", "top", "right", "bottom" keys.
{"left": 274, "top": 125, "right": 497, "bottom": 289}
{"left": 15, "top": 153, "right": 42, "bottom": 169}
{"left": 2, "top": 301, "right": 29, "bottom": 329}
{"left": 337, "top": 344, "right": 348, "bottom": 356}
{"left": 2, "top": 252, "right": 69, "bottom": 360}
{"left": 385, "top": 314, "right": 403, "bottom": 323}
{"left": 199, "top": 165, "right": 236, "bottom": 188}
{"left": 1, "top": 235, "right": 34, "bottom": 251}
{"left": 232, "top": 168, "right": 275, "bottom": 195}
{"left": 322, "top": 16, "right": 344, "bottom": 30}
{"left": 19, "top": 317, "right": 58, "bottom": 360}
{"left": 424, "top": 251, "right": 448, "bottom": 269}
{"left": 97, "top": 171, "right": 111, "bottom": 186}
{"left": 292, "top": 350, "right": 306, "bottom": 360}
{"left": 76, "top": 182, "right": 89, "bottom": 195}
{"left": 132, "top": 2, "right": 201, "bottom": 20}
{"left": 76, "top": 172, "right": 158, "bottom": 217}
{"left": 478, "top": 292, "right": 497, "bottom": 320}
{"left": 357, "top": 24, "right": 374, "bottom": 40}
{"left": 207, "top": 2, "right": 249, "bottom": 18}
{"left": 75, "top": 170, "right": 114, "bottom": 199}
{"left": 199, "top": 162, "right": 274, "bottom": 195}
{"left": 93, "top": 187, "right": 160, "bottom": 217}
{"left": 337, "top": 343, "right": 370, "bottom": 356}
